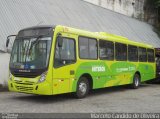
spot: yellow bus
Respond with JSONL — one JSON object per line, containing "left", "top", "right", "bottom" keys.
{"left": 6, "top": 25, "right": 156, "bottom": 98}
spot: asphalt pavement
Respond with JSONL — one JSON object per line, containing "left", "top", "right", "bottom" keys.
{"left": 0, "top": 84, "right": 160, "bottom": 113}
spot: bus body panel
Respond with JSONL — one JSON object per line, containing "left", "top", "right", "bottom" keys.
{"left": 52, "top": 27, "right": 79, "bottom": 95}
{"left": 73, "top": 61, "right": 155, "bottom": 90}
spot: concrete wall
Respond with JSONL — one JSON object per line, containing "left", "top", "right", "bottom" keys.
{"left": 84, "top": 0, "right": 145, "bottom": 20}
{"left": 0, "top": 53, "right": 10, "bottom": 86}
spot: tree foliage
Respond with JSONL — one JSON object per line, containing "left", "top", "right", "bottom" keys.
{"left": 145, "top": 0, "right": 160, "bottom": 8}
{"left": 145, "top": 0, "right": 160, "bottom": 35}
{"left": 145, "top": 0, "right": 160, "bottom": 25}
{"left": 155, "top": 0, "right": 160, "bottom": 8}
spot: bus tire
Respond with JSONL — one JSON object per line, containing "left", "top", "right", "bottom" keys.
{"left": 75, "top": 77, "right": 89, "bottom": 99}
{"left": 131, "top": 73, "right": 140, "bottom": 89}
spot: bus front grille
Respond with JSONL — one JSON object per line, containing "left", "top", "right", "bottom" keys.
{"left": 15, "top": 85, "right": 33, "bottom": 92}
{"left": 14, "top": 80, "right": 34, "bottom": 85}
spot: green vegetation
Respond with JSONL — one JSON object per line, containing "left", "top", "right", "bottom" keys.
{"left": 146, "top": 0, "right": 160, "bottom": 7}
{"left": 155, "top": 0, "right": 160, "bottom": 27}
{"left": 145, "top": 0, "right": 160, "bottom": 24}
{"left": 145, "top": 0, "right": 160, "bottom": 36}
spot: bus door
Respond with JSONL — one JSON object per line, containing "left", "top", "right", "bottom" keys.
{"left": 52, "top": 33, "right": 77, "bottom": 94}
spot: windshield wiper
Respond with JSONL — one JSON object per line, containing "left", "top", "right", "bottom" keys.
{"left": 28, "top": 35, "right": 43, "bottom": 55}
{"left": 24, "top": 35, "right": 43, "bottom": 65}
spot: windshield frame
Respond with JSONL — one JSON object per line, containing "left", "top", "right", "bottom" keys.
{"left": 9, "top": 27, "right": 54, "bottom": 77}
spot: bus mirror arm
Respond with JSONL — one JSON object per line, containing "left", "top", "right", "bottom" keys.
{"left": 6, "top": 39, "right": 9, "bottom": 48}
{"left": 6, "top": 35, "right": 17, "bottom": 48}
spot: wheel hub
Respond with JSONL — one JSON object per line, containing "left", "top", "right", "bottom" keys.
{"left": 135, "top": 77, "right": 139, "bottom": 86}
{"left": 79, "top": 82, "right": 87, "bottom": 95}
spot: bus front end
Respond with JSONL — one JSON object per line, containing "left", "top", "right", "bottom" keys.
{"left": 8, "top": 26, "right": 54, "bottom": 95}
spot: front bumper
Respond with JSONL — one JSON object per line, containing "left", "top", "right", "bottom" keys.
{"left": 8, "top": 80, "right": 52, "bottom": 95}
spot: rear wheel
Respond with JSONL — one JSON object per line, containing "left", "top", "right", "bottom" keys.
{"left": 75, "top": 77, "right": 89, "bottom": 98}
{"left": 131, "top": 73, "right": 140, "bottom": 89}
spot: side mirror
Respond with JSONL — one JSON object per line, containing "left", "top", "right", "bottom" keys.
{"left": 57, "top": 35, "right": 63, "bottom": 47}
{"left": 6, "top": 35, "right": 16, "bottom": 48}
{"left": 6, "top": 35, "right": 16, "bottom": 53}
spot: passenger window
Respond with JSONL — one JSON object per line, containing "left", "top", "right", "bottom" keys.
{"left": 89, "top": 38, "right": 97, "bottom": 59}
{"left": 79, "top": 37, "right": 97, "bottom": 59}
{"left": 128, "top": 45, "right": 138, "bottom": 62}
{"left": 115, "top": 43, "right": 127, "bottom": 61}
{"left": 147, "top": 49, "right": 155, "bottom": 62}
{"left": 99, "top": 40, "right": 114, "bottom": 60}
{"left": 139, "top": 47, "right": 147, "bottom": 62}
{"left": 54, "top": 37, "right": 76, "bottom": 67}
{"left": 79, "top": 37, "right": 88, "bottom": 59}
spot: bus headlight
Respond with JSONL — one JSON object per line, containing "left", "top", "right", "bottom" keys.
{"left": 38, "top": 72, "right": 47, "bottom": 83}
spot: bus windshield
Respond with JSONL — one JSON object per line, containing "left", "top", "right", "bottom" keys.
{"left": 10, "top": 36, "right": 52, "bottom": 70}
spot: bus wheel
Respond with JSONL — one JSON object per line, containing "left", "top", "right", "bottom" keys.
{"left": 131, "top": 73, "right": 140, "bottom": 89}
{"left": 75, "top": 77, "right": 89, "bottom": 98}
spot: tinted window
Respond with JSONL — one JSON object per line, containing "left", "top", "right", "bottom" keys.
{"left": 115, "top": 43, "right": 127, "bottom": 61}
{"left": 79, "top": 37, "right": 97, "bottom": 59}
{"left": 89, "top": 38, "right": 97, "bottom": 59}
{"left": 147, "top": 49, "right": 155, "bottom": 62}
{"left": 54, "top": 37, "right": 76, "bottom": 67}
{"left": 128, "top": 45, "right": 138, "bottom": 62}
{"left": 139, "top": 47, "right": 147, "bottom": 62}
{"left": 79, "top": 37, "right": 88, "bottom": 59}
{"left": 99, "top": 40, "right": 114, "bottom": 60}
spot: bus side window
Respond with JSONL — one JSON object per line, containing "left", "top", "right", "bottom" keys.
{"left": 54, "top": 37, "right": 76, "bottom": 68}
{"left": 115, "top": 43, "right": 127, "bottom": 61}
{"left": 147, "top": 49, "right": 155, "bottom": 62}
{"left": 79, "top": 37, "right": 89, "bottom": 59}
{"left": 79, "top": 37, "right": 97, "bottom": 59}
{"left": 139, "top": 47, "right": 147, "bottom": 62}
{"left": 128, "top": 45, "right": 138, "bottom": 62}
{"left": 99, "top": 40, "right": 114, "bottom": 60}
{"left": 89, "top": 38, "right": 97, "bottom": 59}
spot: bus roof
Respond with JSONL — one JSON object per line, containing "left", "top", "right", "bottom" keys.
{"left": 19, "top": 25, "right": 153, "bottom": 49}
{"left": 20, "top": 25, "right": 55, "bottom": 31}
{"left": 57, "top": 25, "right": 154, "bottom": 49}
